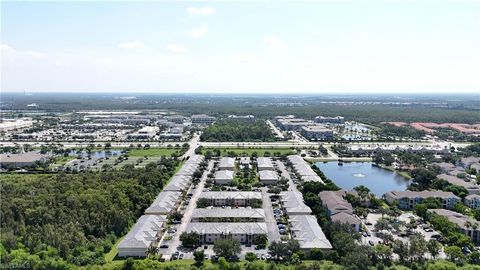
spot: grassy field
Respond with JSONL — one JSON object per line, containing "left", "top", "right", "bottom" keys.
{"left": 203, "top": 147, "right": 295, "bottom": 156}
{"left": 128, "top": 148, "right": 185, "bottom": 157}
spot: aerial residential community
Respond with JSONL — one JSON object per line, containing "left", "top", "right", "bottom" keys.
{"left": 2, "top": 1, "right": 480, "bottom": 270}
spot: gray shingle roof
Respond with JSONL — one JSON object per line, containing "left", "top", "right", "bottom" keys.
{"left": 289, "top": 215, "right": 332, "bottom": 249}
{"left": 187, "top": 222, "right": 267, "bottom": 235}
{"left": 118, "top": 215, "right": 166, "bottom": 249}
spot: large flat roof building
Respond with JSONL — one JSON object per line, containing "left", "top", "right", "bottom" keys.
{"left": 0, "top": 151, "right": 48, "bottom": 169}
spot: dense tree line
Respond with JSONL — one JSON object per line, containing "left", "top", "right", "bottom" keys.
{"left": 376, "top": 124, "right": 426, "bottom": 139}
{"left": 6, "top": 93, "right": 480, "bottom": 124}
{"left": 200, "top": 119, "right": 276, "bottom": 142}
{"left": 0, "top": 158, "right": 180, "bottom": 268}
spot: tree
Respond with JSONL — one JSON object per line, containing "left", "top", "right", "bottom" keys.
{"left": 411, "top": 168, "right": 437, "bottom": 189}
{"left": 213, "top": 239, "right": 241, "bottom": 259}
{"left": 193, "top": 250, "right": 205, "bottom": 266}
{"left": 374, "top": 244, "right": 393, "bottom": 265}
{"left": 180, "top": 232, "right": 200, "bottom": 248}
{"left": 245, "top": 252, "right": 257, "bottom": 262}
{"left": 408, "top": 234, "right": 427, "bottom": 262}
{"left": 444, "top": 246, "right": 465, "bottom": 264}
{"left": 427, "top": 239, "right": 441, "bottom": 259}
{"left": 253, "top": 235, "right": 267, "bottom": 248}
{"left": 268, "top": 241, "right": 284, "bottom": 260}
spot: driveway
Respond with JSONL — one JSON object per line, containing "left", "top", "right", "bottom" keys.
{"left": 163, "top": 160, "right": 214, "bottom": 260}
{"left": 261, "top": 187, "right": 281, "bottom": 243}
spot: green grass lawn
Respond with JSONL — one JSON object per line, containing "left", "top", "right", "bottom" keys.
{"left": 203, "top": 147, "right": 295, "bottom": 157}
{"left": 128, "top": 148, "right": 185, "bottom": 157}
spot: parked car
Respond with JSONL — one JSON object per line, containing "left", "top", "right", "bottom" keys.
{"left": 160, "top": 244, "right": 169, "bottom": 248}
{"left": 368, "top": 240, "right": 374, "bottom": 246}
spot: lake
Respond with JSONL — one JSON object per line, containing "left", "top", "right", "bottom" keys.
{"left": 314, "top": 162, "right": 410, "bottom": 196}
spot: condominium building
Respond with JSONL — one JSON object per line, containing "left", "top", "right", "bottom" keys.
{"left": 186, "top": 222, "right": 267, "bottom": 244}
{"left": 198, "top": 191, "right": 262, "bottom": 207}
{"left": 118, "top": 215, "right": 167, "bottom": 257}
{"left": 191, "top": 208, "right": 265, "bottom": 222}
{"left": 429, "top": 209, "right": 480, "bottom": 244}
{"left": 259, "top": 170, "right": 279, "bottom": 185}
{"left": 384, "top": 190, "right": 460, "bottom": 210}
{"left": 465, "top": 194, "right": 480, "bottom": 209}
{"left": 289, "top": 215, "right": 332, "bottom": 253}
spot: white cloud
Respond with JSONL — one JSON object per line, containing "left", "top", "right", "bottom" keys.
{"left": 262, "top": 35, "right": 288, "bottom": 52}
{"left": 28, "top": 50, "right": 45, "bottom": 58}
{"left": 189, "top": 26, "right": 209, "bottom": 39}
{"left": 118, "top": 41, "right": 144, "bottom": 49}
{"left": 1, "top": 44, "right": 15, "bottom": 52}
{"left": 187, "top": 7, "right": 215, "bottom": 16}
{"left": 165, "top": 44, "right": 187, "bottom": 54}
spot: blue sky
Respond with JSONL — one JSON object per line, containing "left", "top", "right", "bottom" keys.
{"left": 1, "top": 1, "right": 479, "bottom": 93}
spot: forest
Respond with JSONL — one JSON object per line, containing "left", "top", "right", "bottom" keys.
{"left": 4, "top": 93, "right": 480, "bottom": 124}
{"left": 0, "top": 159, "right": 180, "bottom": 268}
{"left": 200, "top": 119, "right": 276, "bottom": 142}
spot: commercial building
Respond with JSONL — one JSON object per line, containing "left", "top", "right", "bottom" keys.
{"left": 186, "top": 222, "right": 267, "bottom": 244}
{"left": 256, "top": 157, "right": 274, "bottom": 171}
{"left": 144, "top": 191, "right": 182, "bottom": 215}
{"left": 429, "top": 209, "right": 480, "bottom": 244}
{"left": 300, "top": 125, "right": 334, "bottom": 140}
{"left": 314, "top": 116, "right": 345, "bottom": 125}
{"left": 384, "top": 190, "right": 460, "bottom": 210}
{"left": 128, "top": 126, "right": 159, "bottom": 140}
{"left": 198, "top": 192, "right": 262, "bottom": 207}
{"left": 259, "top": 170, "right": 279, "bottom": 185}
{"left": 465, "top": 194, "right": 480, "bottom": 209}
{"left": 276, "top": 117, "right": 312, "bottom": 131}
{"left": 289, "top": 215, "right": 332, "bottom": 252}
{"left": 0, "top": 151, "right": 48, "bottom": 169}
{"left": 218, "top": 157, "right": 236, "bottom": 170}
{"left": 280, "top": 190, "right": 312, "bottom": 215}
{"left": 118, "top": 215, "right": 167, "bottom": 257}
{"left": 191, "top": 114, "right": 216, "bottom": 125}
{"left": 191, "top": 208, "right": 265, "bottom": 222}
{"left": 0, "top": 118, "right": 34, "bottom": 132}
{"left": 214, "top": 170, "right": 235, "bottom": 185}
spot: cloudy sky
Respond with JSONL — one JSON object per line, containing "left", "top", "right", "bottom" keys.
{"left": 1, "top": 1, "right": 479, "bottom": 93}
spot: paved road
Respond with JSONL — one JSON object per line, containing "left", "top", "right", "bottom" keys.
{"left": 266, "top": 120, "right": 285, "bottom": 139}
{"left": 163, "top": 160, "right": 214, "bottom": 259}
{"left": 261, "top": 187, "right": 281, "bottom": 243}
{"left": 181, "top": 133, "right": 200, "bottom": 159}
{"left": 0, "top": 139, "right": 472, "bottom": 149}
{"left": 276, "top": 161, "right": 296, "bottom": 191}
